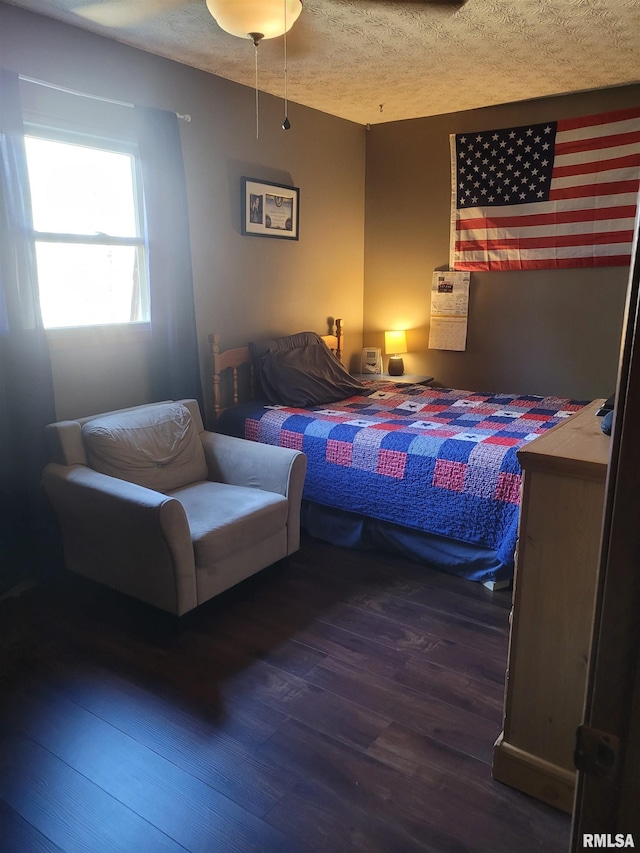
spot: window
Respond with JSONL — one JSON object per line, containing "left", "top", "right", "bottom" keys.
{"left": 24, "top": 128, "right": 149, "bottom": 330}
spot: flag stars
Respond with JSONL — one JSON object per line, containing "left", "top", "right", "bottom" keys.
{"left": 456, "top": 120, "right": 556, "bottom": 209}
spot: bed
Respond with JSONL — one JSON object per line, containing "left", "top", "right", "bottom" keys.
{"left": 210, "top": 321, "right": 588, "bottom": 588}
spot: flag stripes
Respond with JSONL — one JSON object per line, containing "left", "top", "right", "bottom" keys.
{"left": 552, "top": 153, "right": 640, "bottom": 179}
{"left": 549, "top": 179, "right": 638, "bottom": 201}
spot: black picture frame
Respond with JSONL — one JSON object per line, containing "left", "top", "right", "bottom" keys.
{"left": 241, "top": 177, "right": 299, "bottom": 240}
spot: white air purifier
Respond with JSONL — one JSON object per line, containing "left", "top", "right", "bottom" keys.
{"left": 361, "top": 347, "right": 382, "bottom": 374}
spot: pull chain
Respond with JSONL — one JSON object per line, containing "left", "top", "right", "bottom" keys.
{"left": 282, "top": 0, "right": 291, "bottom": 130}
{"left": 254, "top": 40, "right": 259, "bottom": 139}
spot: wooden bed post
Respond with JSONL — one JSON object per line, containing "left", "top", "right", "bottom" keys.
{"left": 335, "top": 318, "right": 343, "bottom": 363}
{"left": 209, "top": 333, "right": 254, "bottom": 420}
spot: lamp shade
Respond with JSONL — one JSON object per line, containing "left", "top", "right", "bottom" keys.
{"left": 206, "top": 0, "right": 302, "bottom": 40}
{"left": 384, "top": 330, "right": 407, "bottom": 355}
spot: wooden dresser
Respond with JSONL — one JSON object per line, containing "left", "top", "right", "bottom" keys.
{"left": 492, "top": 399, "right": 612, "bottom": 813}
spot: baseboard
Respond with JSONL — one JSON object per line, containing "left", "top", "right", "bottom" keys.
{"left": 492, "top": 732, "right": 576, "bottom": 814}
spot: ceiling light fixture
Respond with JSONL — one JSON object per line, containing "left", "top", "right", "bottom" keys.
{"left": 206, "top": 0, "right": 302, "bottom": 137}
{"left": 205, "top": 0, "right": 302, "bottom": 41}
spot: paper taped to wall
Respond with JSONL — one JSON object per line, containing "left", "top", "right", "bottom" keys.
{"left": 429, "top": 271, "right": 470, "bottom": 351}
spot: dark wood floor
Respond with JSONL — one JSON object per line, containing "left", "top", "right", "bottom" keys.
{"left": 0, "top": 534, "right": 571, "bottom": 852}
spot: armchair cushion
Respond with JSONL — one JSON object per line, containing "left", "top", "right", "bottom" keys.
{"left": 169, "top": 481, "right": 288, "bottom": 566}
{"left": 81, "top": 402, "right": 208, "bottom": 493}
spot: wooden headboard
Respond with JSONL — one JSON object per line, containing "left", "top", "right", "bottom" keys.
{"left": 210, "top": 318, "right": 343, "bottom": 419}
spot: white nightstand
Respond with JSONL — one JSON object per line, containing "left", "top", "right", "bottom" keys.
{"left": 352, "top": 373, "right": 434, "bottom": 385}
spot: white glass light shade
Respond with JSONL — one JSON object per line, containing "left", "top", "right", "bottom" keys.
{"left": 206, "top": 0, "right": 302, "bottom": 40}
{"left": 384, "top": 330, "right": 407, "bottom": 355}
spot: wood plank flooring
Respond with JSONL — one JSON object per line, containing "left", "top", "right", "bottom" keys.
{"left": 0, "top": 534, "right": 571, "bottom": 852}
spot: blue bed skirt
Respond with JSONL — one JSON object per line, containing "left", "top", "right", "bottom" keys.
{"left": 300, "top": 500, "right": 513, "bottom": 586}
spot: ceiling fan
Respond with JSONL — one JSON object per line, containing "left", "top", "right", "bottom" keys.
{"left": 75, "top": 0, "right": 465, "bottom": 36}
{"left": 72, "top": 0, "right": 464, "bottom": 134}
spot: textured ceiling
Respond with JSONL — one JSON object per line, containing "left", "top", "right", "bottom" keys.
{"left": 6, "top": 0, "right": 640, "bottom": 125}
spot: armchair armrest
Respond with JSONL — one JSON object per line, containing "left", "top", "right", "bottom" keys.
{"left": 201, "top": 431, "right": 306, "bottom": 496}
{"left": 200, "top": 431, "right": 307, "bottom": 554}
{"left": 42, "top": 463, "right": 197, "bottom": 615}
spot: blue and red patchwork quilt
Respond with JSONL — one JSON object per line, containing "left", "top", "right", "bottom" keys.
{"left": 217, "top": 381, "right": 588, "bottom": 567}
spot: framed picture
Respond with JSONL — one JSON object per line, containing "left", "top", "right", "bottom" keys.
{"left": 241, "top": 177, "right": 300, "bottom": 240}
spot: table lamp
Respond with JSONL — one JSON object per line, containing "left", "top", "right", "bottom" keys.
{"left": 385, "top": 330, "right": 407, "bottom": 376}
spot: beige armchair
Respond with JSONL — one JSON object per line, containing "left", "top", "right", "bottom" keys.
{"left": 42, "top": 399, "right": 307, "bottom": 616}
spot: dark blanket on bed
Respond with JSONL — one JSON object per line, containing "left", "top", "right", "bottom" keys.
{"left": 216, "top": 381, "right": 588, "bottom": 567}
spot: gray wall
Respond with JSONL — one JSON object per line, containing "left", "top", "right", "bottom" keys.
{"left": 363, "top": 86, "right": 640, "bottom": 399}
{"left": 0, "top": 3, "right": 366, "bottom": 425}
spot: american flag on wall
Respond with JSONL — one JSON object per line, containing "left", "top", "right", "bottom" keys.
{"left": 450, "top": 107, "right": 640, "bottom": 271}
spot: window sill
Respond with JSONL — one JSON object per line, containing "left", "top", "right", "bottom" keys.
{"left": 46, "top": 322, "right": 151, "bottom": 351}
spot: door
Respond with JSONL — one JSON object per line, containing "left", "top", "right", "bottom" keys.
{"left": 571, "top": 224, "right": 640, "bottom": 846}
